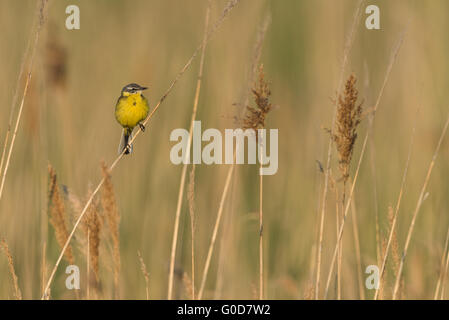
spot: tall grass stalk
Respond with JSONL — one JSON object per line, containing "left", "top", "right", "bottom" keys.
{"left": 197, "top": 160, "right": 235, "bottom": 300}
{"left": 434, "top": 224, "right": 449, "bottom": 299}
{"left": 374, "top": 112, "right": 417, "bottom": 300}
{"left": 439, "top": 238, "right": 449, "bottom": 299}
{"left": 392, "top": 113, "right": 449, "bottom": 299}
{"left": 0, "top": 0, "right": 48, "bottom": 202}
{"left": 350, "top": 195, "right": 364, "bottom": 299}
{"left": 138, "top": 251, "right": 150, "bottom": 300}
{"left": 315, "top": 0, "right": 364, "bottom": 298}
{"left": 0, "top": 238, "right": 22, "bottom": 299}
{"left": 323, "top": 32, "right": 404, "bottom": 299}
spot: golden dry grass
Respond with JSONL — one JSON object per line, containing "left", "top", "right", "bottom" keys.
{"left": 0, "top": 238, "right": 22, "bottom": 299}
{"left": 3, "top": 0, "right": 449, "bottom": 300}
{"left": 48, "top": 165, "right": 75, "bottom": 265}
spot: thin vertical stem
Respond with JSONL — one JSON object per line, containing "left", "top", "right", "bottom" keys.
{"left": 315, "top": 0, "right": 364, "bottom": 298}
{"left": 374, "top": 111, "right": 417, "bottom": 300}
{"left": 434, "top": 224, "right": 449, "bottom": 299}
{"left": 323, "top": 31, "right": 404, "bottom": 299}
{"left": 392, "top": 113, "right": 449, "bottom": 299}
{"left": 350, "top": 195, "right": 365, "bottom": 300}
{"left": 87, "top": 229, "right": 90, "bottom": 300}
{"left": 0, "top": 0, "right": 48, "bottom": 202}
{"left": 198, "top": 160, "right": 235, "bottom": 300}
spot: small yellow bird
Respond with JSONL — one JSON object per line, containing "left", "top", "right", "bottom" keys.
{"left": 115, "top": 83, "right": 150, "bottom": 154}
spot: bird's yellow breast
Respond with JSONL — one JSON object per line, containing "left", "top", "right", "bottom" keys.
{"left": 115, "top": 93, "right": 150, "bottom": 129}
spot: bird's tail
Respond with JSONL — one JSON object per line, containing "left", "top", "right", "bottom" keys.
{"left": 118, "top": 128, "right": 133, "bottom": 155}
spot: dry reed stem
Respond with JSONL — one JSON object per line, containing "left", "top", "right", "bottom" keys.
{"left": 0, "top": 238, "right": 22, "bottom": 299}
{"left": 324, "top": 129, "right": 368, "bottom": 298}
{"left": 374, "top": 114, "right": 417, "bottom": 300}
{"left": 331, "top": 175, "right": 342, "bottom": 299}
{"left": 87, "top": 229, "right": 90, "bottom": 299}
{"left": 198, "top": 160, "right": 235, "bottom": 300}
{"left": 101, "top": 162, "right": 121, "bottom": 298}
{"left": 328, "top": 171, "right": 341, "bottom": 298}
{"left": 48, "top": 165, "right": 75, "bottom": 265}
{"left": 434, "top": 223, "right": 449, "bottom": 299}
{"left": 350, "top": 195, "right": 365, "bottom": 299}
{"left": 138, "top": 251, "right": 150, "bottom": 300}
{"left": 315, "top": 0, "right": 364, "bottom": 299}
{"left": 0, "top": 27, "right": 32, "bottom": 178}
{"left": 392, "top": 113, "right": 449, "bottom": 299}
{"left": 364, "top": 66, "right": 382, "bottom": 269}
{"left": 332, "top": 73, "right": 364, "bottom": 299}
{"left": 331, "top": 71, "right": 364, "bottom": 300}
{"left": 188, "top": 164, "right": 196, "bottom": 299}
{"left": 439, "top": 237, "right": 449, "bottom": 299}
{"left": 371, "top": 150, "right": 381, "bottom": 267}
{"left": 168, "top": 0, "right": 211, "bottom": 300}
{"left": 323, "top": 32, "right": 404, "bottom": 299}
{"left": 328, "top": 71, "right": 364, "bottom": 300}
{"left": 0, "top": 132, "right": 9, "bottom": 191}
{"left": 41, "top": 242, "right": 47, "bottom": 298}
{"left": 244, "top": 65, "right": 273, "bottom": 300}
{"left": 433, "top": 228, "right": 449, "bottom": 299}
{"left": 42, "top": 0, "right": 240, "bottom": 299}
{"left": 0, "top": 0, "right": 48, "bottom": 202}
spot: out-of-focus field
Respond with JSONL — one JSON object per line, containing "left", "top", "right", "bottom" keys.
{"left": 1, "top": 0, "right": 449, "bottom": 299}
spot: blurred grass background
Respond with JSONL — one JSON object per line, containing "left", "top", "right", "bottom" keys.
{"left": 1, "top": 0, "right": 449, "bottom": 299}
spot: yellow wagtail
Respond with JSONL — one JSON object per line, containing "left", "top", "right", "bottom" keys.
{"left": 115, "top": 83, "right": 150, "bottom": 154}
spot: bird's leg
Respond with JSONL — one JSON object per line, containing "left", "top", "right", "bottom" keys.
{"left": 138, "top": 123, "right": 145, "bottom": 132}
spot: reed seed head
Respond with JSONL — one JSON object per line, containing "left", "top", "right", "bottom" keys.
{"left": 48, "top": 165, "right": 74, "bottom": 265}
{"left": 333, "top": 73, "right": 363, "bottom": 182}
{"left": 243, "top": 64, "right": 273, "bottom": 133}
{"left": 0, "top": 238, "right": 22, "bottom": 299}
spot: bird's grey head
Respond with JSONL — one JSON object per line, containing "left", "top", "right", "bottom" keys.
{"left": 122, "top": 83, "right": 148, "bottom": 94}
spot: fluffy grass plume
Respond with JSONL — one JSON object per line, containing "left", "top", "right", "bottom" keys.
{"left": 183, "top": 272, "right": 194, "bottom": 300}
{"left": 85, "top": 198, "right": 102, "bottom": 284}
{"left": 332, "top": 74, "right": 363, "bottom": 182}
{"left": 137, "top": 251, "right": 150, "bottom": 300}
{"left": 243, "top": 64, "right": 273, "bottom": 132}
{"left": 0, "top": 238, "right": 22, "bottom": 299}
{"left": 48, "top": 165, "right": 74, "bottom": 265}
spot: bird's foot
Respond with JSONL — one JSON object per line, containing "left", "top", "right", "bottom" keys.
{"left": 138, "top": 123, "right": 145, "bottom": 132}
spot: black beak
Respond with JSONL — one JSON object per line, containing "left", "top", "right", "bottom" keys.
{"left": 140, "top": 86, "right": 148, "bottom": 90}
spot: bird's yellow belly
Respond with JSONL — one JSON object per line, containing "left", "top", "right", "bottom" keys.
{"left": 115, "top": 96, "right": 149, "bottom": 129}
